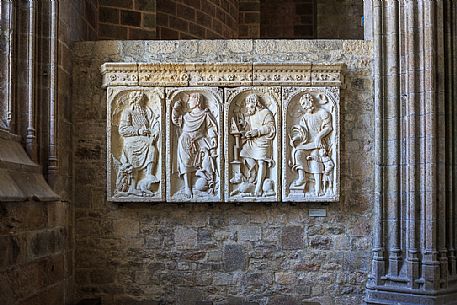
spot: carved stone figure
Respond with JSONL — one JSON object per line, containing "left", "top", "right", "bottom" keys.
{"left": 108, "top": 88, "right": 164, "bottom": 201}
{"left": 226, "top": 88, "right": 280, "bottom": 201}
{"left": 116, "top": 91, "right": 160, "bottom": 196}
{"left": 239, "top": 94, "right": 276, "bottom": 196}
{"left": 283, "top": 88, "right": 339, "bottom": 201}
{"left": 168, "top": 90, "right": 221, "bottom": 201}
{"left": 289, "top": 93, "right": 332, "bottom": 196}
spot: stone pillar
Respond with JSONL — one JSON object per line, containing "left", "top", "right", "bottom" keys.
{"left": 366, "top": 0, "right": 457, "bottom": 304}
{"left": 0, "top": 0, "right": 15, "bottom": 130}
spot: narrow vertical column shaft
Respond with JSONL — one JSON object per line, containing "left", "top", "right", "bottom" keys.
{"left": 48, "top": 0, "right": 58, "bottom": 186}
{"left": 405, "top": 0, "right": 421, "bottom": 289}
{"left": 371, "top": 0, "right": 387, "bottom": 285}
{"left": 25, "top": 0, "right": 37, "bottom": 161}
{"left": 384, "top": 0, "right": 402, "bottom": 277}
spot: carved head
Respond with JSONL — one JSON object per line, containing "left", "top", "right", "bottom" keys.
{"left": 299, "top": 93, "right": 315, "bottom": 113}
{"left": 188, "top": 93, "right": 202, "bottom": 110}
{"left": 245, "top": 94, "right": 261, "bottom": 115}
{"left": 129, "top": 91, "right": 146, "bottom": 106}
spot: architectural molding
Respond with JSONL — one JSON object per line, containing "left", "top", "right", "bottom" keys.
{"left": 366, "top": 0, "right": 457, "bottom": 304}
{"left": 101, "top": 63, "right": 345, "bottom": 88}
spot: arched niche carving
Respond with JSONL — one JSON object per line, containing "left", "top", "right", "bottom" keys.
{"left": 166, "top": 87, "right": 224, "bottom": 202}
{"left": 224, "top": 87, "right": 281, "bottom": 202}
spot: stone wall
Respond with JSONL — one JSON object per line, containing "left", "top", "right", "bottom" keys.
{"left": 72, "top": 40, "right": 373, "bottom": 305}
{"left": 0, "top": 2, "right": 97, "bottom": 305}
{"left": 0, "top": 200, "right": 71, "bottom": 305}
{"left": 98, "top": 0, "right": 156, "bottom": 39}
{"left": 316, "top": 0, "right": 363, "bottom": 39}
{"left": 156, "top": 0, "right": 239, "bottom": 39}
{"left": 238, "top": 0, "right": 260, "bottom": 38}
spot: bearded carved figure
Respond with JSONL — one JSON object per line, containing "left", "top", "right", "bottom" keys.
{"left": 227, "top": 90, "right": 279, "bottom": 201}
{"left": 114, "top": 91, "right": 161, "bottom": 197}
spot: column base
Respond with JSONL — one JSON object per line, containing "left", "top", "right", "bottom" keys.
{"left": 365, "top": 288, "right": 457, "bottom": 305}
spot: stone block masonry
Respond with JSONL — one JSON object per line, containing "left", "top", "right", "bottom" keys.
{"left": 156, "top": 0, "right": 239, "bottom": 39}
{"left": 98, "top": 0, "right": 156, "bottom": 39}
{"left": 72, "top": 39, "right": 373, "bottom": 305}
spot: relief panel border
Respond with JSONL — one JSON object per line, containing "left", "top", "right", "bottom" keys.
{"left": 107, "top": 86, "right": 166, "bottom": 202}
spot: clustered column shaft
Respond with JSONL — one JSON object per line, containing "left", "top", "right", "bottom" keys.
{"left": 367, "top": 0, "right": 457, "bottom": 303}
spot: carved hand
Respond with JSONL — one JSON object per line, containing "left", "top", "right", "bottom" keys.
{"left": 140, "top": 128, "right": 151, "bottom": 136}
{"left": 245, "top": 129, "right": 259, "bottom": 139}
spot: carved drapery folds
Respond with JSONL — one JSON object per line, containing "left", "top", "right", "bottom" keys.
{"left": 367, "top": 0, "right": 457, "bottom": 304}
{"left": 103, "top": 63, "right": 344, "bottom": 203}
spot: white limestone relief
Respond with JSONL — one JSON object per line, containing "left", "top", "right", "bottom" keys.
{"left": 107, "top": 88, "right": 165, "bottom": 202}
{"left": 225, "top": 87, "right": 281, "bottom": 202}
{"left": 104, "top": 63, "right": 342, "bottom": 203}
{"left": 166, "top": 88, "right": 223, "bottom": 202}
{"left": 282, "top": 87, "right": 339, "bottom": 202}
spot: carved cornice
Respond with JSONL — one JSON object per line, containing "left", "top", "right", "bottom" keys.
{"left": 101, "top": 63, "right": 139, "bottom": 87}
{"left": 101, "top": 63, "right": 345, "bottom": 88}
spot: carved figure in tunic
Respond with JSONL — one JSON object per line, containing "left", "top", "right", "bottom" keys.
{"left": 172, "top": 92, "right": 218, "bottom": 199}
{"left": 289, "top": 93, "right": 332, "bottom": 196}
{"left": 306, "top": 147, "right": 335, "bottom": 195}
{"left": 118, "top": 91, "right": 160, "bottom": 196}
{"left": 239, "top": 94, "right": 276, "bottom": 197}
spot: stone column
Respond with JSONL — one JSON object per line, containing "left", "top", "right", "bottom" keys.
{"left": 0, "top": 0, "right": 15, "bottom": 130}
{"left": 366, "top": 0, "right": 457, "bottom": 304}
{"left": 24, "top": 0, "right": 38, "bottom": 162}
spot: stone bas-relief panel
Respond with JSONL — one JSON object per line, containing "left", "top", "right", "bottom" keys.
{"left": 282, "top": 87, "right": 340, "bottom": 202}
{"left": 166, "top": 88, "right": 223, "bottom": 202}
{"left": 107, "top": 87, "right": 165, "bottom": 202}
{"left": 225, "top": 87, "right": 281, "bottom": 202}
{"left": 103, "top": 63, "right": 343, "bottom": 203}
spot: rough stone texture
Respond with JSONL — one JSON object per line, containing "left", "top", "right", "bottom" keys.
{"left": 72, "top": 39, "right": 373, "bottom": 305}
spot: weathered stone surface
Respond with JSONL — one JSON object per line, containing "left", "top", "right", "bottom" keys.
{"left": 175, "top": 226, "right": 198, "bottom": 249}
{"left": 281, "top": 226, "right": 304, "bottom": 250}
{"left": 223, "top": 244, "right": 247, "bottom": 272}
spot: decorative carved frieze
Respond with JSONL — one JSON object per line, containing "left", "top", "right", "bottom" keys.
{"left": 188, "top": 64, "right": 252, "bottom": 87}
{"left": 104, "top": 63, "right": 343, "bottom": 203}
{"left": 253, "top": 64, "right": 312, "bottom": 86}
{"left": 139, "top": 63, "right": 189, "bottom": 87}
{"left": 101, "top": 63, "right": 138, "bottom": 88}
{"left": 102, "top": 63, "right": 345, "bottom": 88}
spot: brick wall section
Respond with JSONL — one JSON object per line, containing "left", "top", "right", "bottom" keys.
{"left": 260, "top": 0, "right": 315, "bottom": 38}
{"left": 238, "top": 0, "right": 260, "bottom": 38}
{"left": 316, "top": 0, "right": 363, "bottom": 39}
{"left": 156, "top": 0, "right": 238, "bottom": 39}
{"left": 98, "top": 0, "right": 156, "bottom": 40}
